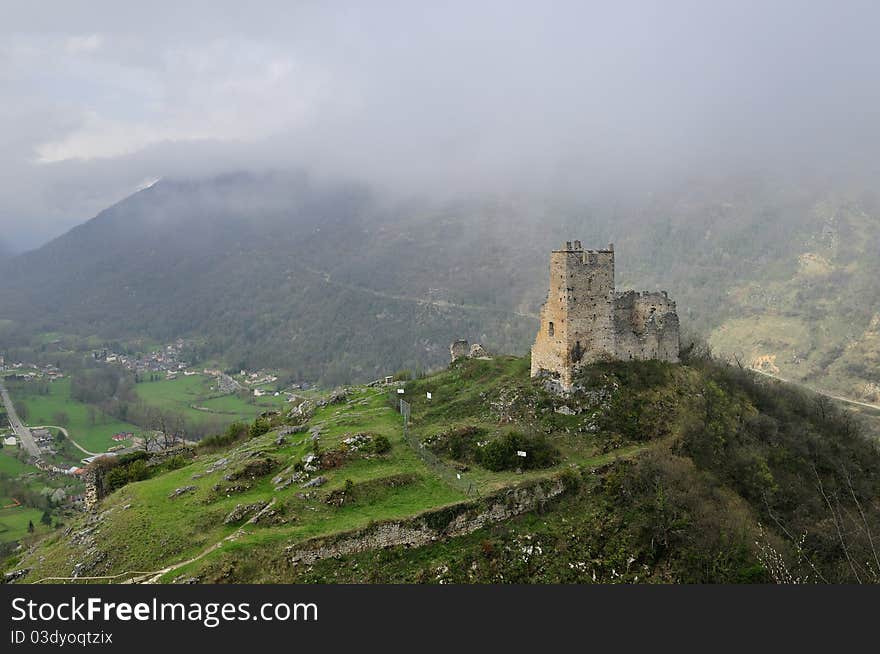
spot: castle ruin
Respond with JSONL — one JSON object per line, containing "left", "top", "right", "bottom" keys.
{"left": 531, "top": 241, "right": 679, "bottom": 391}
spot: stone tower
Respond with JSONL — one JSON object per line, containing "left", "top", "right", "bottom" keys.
{"left": 531, "top": 241, "right": 679, "bottom": 391}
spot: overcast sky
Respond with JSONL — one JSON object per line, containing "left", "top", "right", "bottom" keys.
{"left": 1, "top": 1, "right": 878, "bottom": 251}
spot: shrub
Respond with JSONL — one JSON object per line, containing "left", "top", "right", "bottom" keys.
{"left": 424, "top": 425, "right": 486, "bottom": 460}
{"left": 198, "top": 422, "right": 248, "bottom": 451}
{"left": 163, "top": 455, "right": 188, "bottom": 471}
{"left": 478, "top": 432, "right": 559, "bottom": 472}
{"left": 249, "top": 418, "right": 271, "bottom": 439}
{"left": 104, "top": 458, "right": 150, "bottom": 492}
{"left": 371, "top": 434, "right": 391, "bottom": 454}
{"left": 559, "top": 467, "right": 582, "bottom": 491}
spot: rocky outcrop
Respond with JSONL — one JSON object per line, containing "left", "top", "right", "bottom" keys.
{"left": 168, "top": 485, "right": 197, "bottom": 499}
{"left": 279, "top": 424, "right": 309, "bottom": 436}
{"left": 223, "top": 501, "right": 268, "bottom": 525}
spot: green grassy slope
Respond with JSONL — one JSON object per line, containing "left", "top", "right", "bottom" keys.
{"left": 6, "top": 355, "right": 879, "bottom": 584}
{"left": 0, "top": 448, "right": 32, "bottom": 476}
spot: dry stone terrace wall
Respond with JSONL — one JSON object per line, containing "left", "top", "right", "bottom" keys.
{"left": 285, "top": 476, "right": 568, "bottom": 565}
{"left": 531, "top": 241, "right": 679, "bottom": 391}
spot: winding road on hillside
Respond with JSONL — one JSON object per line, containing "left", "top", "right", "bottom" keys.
{"left": 32, "top": 425, "right": 98, "bottom": 456}
{"left": 1, "top": 381, "right": 100, "bottom": 458}
{"left": 0, "top": 381, "right": 40, "bottom": 458}
{"left": 750, "top": 368, "right": 880, "bottom": 412}
{"left": 297, "top": 263, "right": 540, "bottom": 321}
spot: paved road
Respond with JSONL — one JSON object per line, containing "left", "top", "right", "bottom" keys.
{"left": 0, "top": 381, "right": 41, "bottom": 458}
{"left": 32, "top": 425, "right": 97, "bottom": 456}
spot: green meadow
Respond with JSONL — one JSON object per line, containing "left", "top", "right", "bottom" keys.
{"left": 0, "top": 506, "right": 47, "bottom": 543}
{"left": 8, "top": 378, "right": 141, "bottom": 454}
{"left": 0, "top": 447, "right": 33, "bottom": 475}
{"left": 134, "top": 374, "right": 289, "bottom": 426}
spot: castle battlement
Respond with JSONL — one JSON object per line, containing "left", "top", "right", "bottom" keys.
{"left": 554, "top": 241, "right": 614, "bottom": 254}
{"left": 531, "top": 241, "right": 680, "bottom": 392}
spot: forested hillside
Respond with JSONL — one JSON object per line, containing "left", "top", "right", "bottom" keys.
{"left": 0, "top": 172, "right": 877, "bottom": 395}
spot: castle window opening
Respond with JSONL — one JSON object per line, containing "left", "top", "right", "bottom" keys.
{"left": 548, "top": 321, "right": 555, "bottom": 336}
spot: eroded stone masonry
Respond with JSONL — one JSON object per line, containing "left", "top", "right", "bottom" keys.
{"left": 531, "top": 241, "right": 679, "bottom": 391}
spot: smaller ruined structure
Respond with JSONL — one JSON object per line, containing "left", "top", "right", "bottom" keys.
{"left": 531, "top": 241, "right": 679, "bottom": 391}
{"left": 450, "top": 340, "right": 491, "bottom": 363}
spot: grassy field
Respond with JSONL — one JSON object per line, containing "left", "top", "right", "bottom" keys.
{"left": 0, "top": 506, "right": 47, "bottom": 543}
{"left": 8, "top": 378, "right": 141, "bottom": 453}
{"left": 0, "top": 447, "right": 33, "bottom": 476}
{"left": 134, "top": 375, "right": 288, "bottom": 427}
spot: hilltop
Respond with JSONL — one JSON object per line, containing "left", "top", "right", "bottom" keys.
{"left": 5, "top": 353, "right": 879, "bottom": 584}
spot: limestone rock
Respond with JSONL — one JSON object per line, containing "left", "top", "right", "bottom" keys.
{"left": 554, "top": 405, "right": 576, "bottom": 415}
{"left": 168, "top": 486, "right": 197, "bottom": 499}
{"left": 279, "top": 424, "right": 308, "bottom": 435}
{"left": 468, "top": 343, "right": 490, "bottom": 358}
{"left": 301, "top": 475, "right": 327, "bottom": 489}
{"left": 223, "top": 501, "right": 268, "bottom": 525}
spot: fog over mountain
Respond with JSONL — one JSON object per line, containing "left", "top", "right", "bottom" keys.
{"left": 2, "top": 1, "right": 879, "bottom": 250}
{"left": 1, "top": 1, "right": 879, "bottom": 396}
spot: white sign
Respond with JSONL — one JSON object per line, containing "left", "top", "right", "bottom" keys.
{"left": 456, "top": 473, "right": 461, "bottom": 479}
{"left": 426, "top": 391, "right": 432, "bottom": 400}
{"left": 516, "top": 450, "right": 527, "bottom": 457}
{"left": 397, "top": 388, "right": 404, "bottom": 394}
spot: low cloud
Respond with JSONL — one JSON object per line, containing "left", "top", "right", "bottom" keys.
{"left": 1, "top": 1, "right": 879, "bottom": 250}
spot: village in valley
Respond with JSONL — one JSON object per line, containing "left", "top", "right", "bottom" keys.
{"left": 0, "top": 337, "right": 316, "bottom": 549}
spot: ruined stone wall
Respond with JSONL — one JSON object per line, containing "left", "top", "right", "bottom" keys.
{"left": 286, "top": 476, "right": 567, "bottom": 565}
{"left": 82, "top": 446, "right": 195, "bottom": 512}
{"left": 82, "top": 469, "right": 99, "bottom": 511}
{"left": 612, "top": 291, "right": 679, "bottom": 362}
{"left": 450, "top": 339, "right": 470, "bottom": 362}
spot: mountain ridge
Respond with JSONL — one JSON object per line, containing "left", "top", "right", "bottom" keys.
{"left": 0, "top": 172, "right": 877, "bottom": 395}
